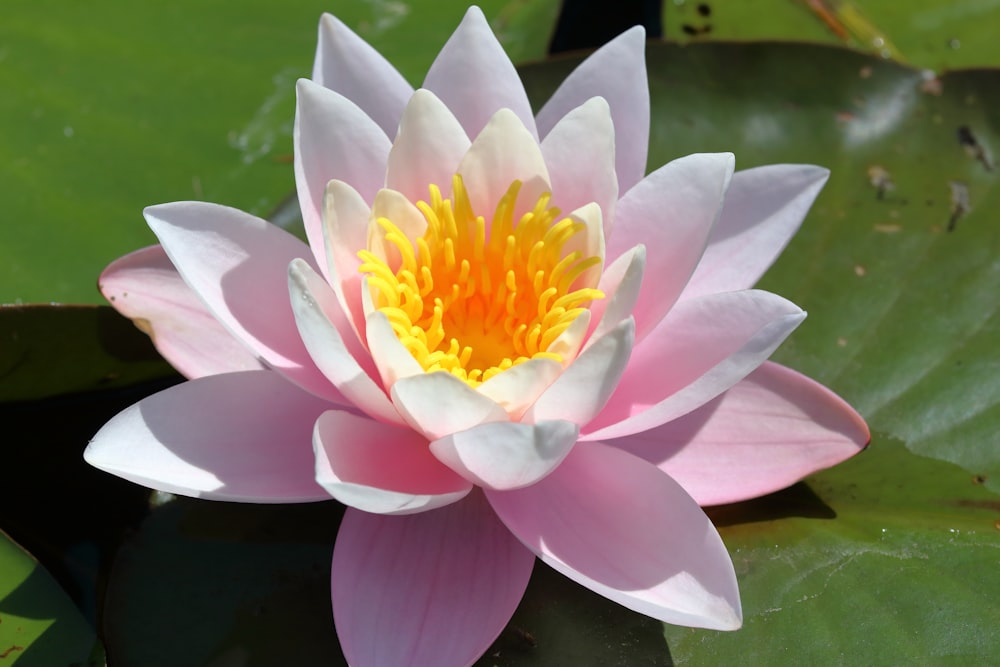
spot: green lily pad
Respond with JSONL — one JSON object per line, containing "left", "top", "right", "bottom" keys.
{"left": 663, "top": 0, "right": 1000, "bottom": 70}
{"left": 0, "top": 0, "right": 560, "bottom": 306}
{"left": 0, "top": 530, "right": 102, "bottom": 666}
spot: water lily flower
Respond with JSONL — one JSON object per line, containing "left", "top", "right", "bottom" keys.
{"left": 87, "top": 7, "right": 869, "bottom": 666}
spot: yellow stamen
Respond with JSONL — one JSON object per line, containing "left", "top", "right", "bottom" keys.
{"left": 358, "top": 174, "right": 603, "bottom": 388}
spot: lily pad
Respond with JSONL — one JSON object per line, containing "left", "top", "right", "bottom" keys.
{"left": 0, "top": 0, "right": 561, "bottom": 305}
{"left": 0, "top": 530, "right": 102, "bottom": 666}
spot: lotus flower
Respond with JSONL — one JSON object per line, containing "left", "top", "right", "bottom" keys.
{"left": 87, "top": 7, "right": 869, "bottom": 666}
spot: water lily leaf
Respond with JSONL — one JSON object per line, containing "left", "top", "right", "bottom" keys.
{"left": 0, "top": 530, "right": 102, "bottom": 666}
{"left": 0, "top": 0, "right": 559, "bottom": 305}
{"left": 663, "top": 0, "right": 1000, "bottom": 70}
{"left": 0, "top": 305, "right": 176, "bottom": 402}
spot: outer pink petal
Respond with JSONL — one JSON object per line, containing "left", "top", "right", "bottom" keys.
{"left": 540, "top": 96, "right": 618, "bottom": 228}
{"left": 536, "top": 26, "right": 648, "bottom": 194}
{"left": 314, "top": 410, "right": 471, "bottom": 515}
{"left": 294, "top": 79, "right": 391, "bottom": 276}
{"left": 682, "top": 164, "right": 830, "bottom": 299}
{"left": 614, "top": 361, "right": 870, "bottom": 506}
{"left": 99, "top": 245, "right": 264, "bottom": 378}
{"left": 385, "top": 89, "right": 471, "bottom": 204}
{"left": 85, "top": 371, "right": 332, "bottom": 502}
{"left": 423, "top": 6, "right": 537, "bottom": 141}
{"left": 430, "top": 419, "right": 579, "bottom": 490}
{"left": 524, "top": 318, "right": 634, "bottom": 427}
{"left": 144, "top": 202, "right": 343, "bottom": 403}
{"left": 390, "top": 372, "right": 508, "bottom": 441}
{"left": 583, "top": 290, "right": 805, "bottom": 441}
{"left": 486, "top": 442, "right": 742, "bottom": 630}
{"left": 312, "top": 13, "right": 413, "bottom": 138}
{"left": 332, "top": 492, "right": 535, "bottom": 667}
{"left": 288, "top": 259, "right": 404, "bottom": 426}
{"left": 608, "top": 153, "right": 735, "bottom": 343}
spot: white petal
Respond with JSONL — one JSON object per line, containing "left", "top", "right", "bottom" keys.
{"left": 322, "top": 179, "right": 371, "bottom": 345}
{"left": 476, "top": 357, "right": 564, "bottom": 419}
{"left": 85, "top": 371, "right": 332, "bottom": 503}
{"left": 457, "top": 108, "right": 550, "bottom": 225}
{"left": 541, "top": 96, "right": 618, "bottom": 233}
{"left": 586, "top": 244, "right": 645, "bottom": 348}
{"left": 294, "top": 79, "right": 391, "bottom": 275}
{"left": 288, "top": 259, "right": 404, "bottom": 425}
{"left": 430, "top": 420, "right": 579, "bottom": 490}
{"left": 525, "top": 317, "right": 634, "bottom": 426}
{"left": 386, "top": 89, "right": 471, "bottom": 203}
{"left": 390, "top": 372, "right": 508, "bottom": 440}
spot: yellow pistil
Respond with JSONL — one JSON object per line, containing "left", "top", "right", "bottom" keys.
{"left": 358, "top": 174, "right": 603, "bottom": 387}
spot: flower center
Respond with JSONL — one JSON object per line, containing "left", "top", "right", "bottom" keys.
{"left": 358, "top": 175, "right": 603, "bottom": 388}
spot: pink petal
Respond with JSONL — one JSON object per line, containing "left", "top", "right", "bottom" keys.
{"left": 486, "top": 442, "right": 742, "bottom": 630}
{"left": 144, "top": 202, "right": 342, "bottom": 403}
{"left": 385, "top": 89, "right": 471, "bottom": 204}
{"left": 524, "top": 318, "right": 634, "bottom": 427}
{"left": 609, "top": 153, "right": 735, "bottom": 343}
{"left": 423, "top": 6, "right": 537, "bottom": 141}
{"left": 99, "top": 245, "right": 263, "bottom": 378}
{"left": 332, "top": 493, "right": 535, "bottom": 667}
{"left": 430, "top": 419, "right": 579, "bottom": 490}
{"left": 312, "top": 13, "right": 413, "bottom": 138}
{"left": 456, "top": 108, "right": 550, "bottom": 225}
{"left": 584, "top": 289, "right": 805, "bottom": 441}
{"left": 682, "top": 164, "right": 830, "bottom": 299}
{"left": 614, "top": 361, "right": 870, "bottom": 506}
{"left": 294, "top": 79, "right": 391, "bottom": 276}
{"left": 85, "top": 371, "right": 332, "bottom": 502}
{"left": 390, "top": 372, "right": 508, "bottom": 441}
{"left": 288, "top": 259, "right": 404, "bottom": 426}
{"left": 541, "top": 96, "right": 618, "bottom": 230}
{"left": 535, "top": 26, "right": 649, "bottom": 194}
{"left": 314, "top": 410, "right": 471, "bottom": 515}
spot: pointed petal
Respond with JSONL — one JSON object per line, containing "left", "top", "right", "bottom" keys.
{"left": 368, "top": 188, "right": 428, "bottom": 267}
{"left": 85, "top": 371, "right": 331, "bottom": 502}
{"left": 615, "top": 361, "right": 870, "bottom": 505}
{"left": 314, "top": 410, "right": 470, "bottom": 515}
{"left": 487, "top": 442, "right": 742, "bottom": 630}
{"left": 423, "top": 6, "right": 537, "bottom": 140}
{"left": 536, "top": 26, "right": 648, "bottom": 193}
{"left": 457, "top": 108, "right": 550, "bottom": 223}
{"left": 333, "top": 493, "right": 535, "bottom": 667}
{"left": 541, "top": 96, "right": 618, "bottom": 229}
{"left": 322, "top": 179, "right": 371, "bottom": 344}
{"left": 391, "top": 372, "right": 508, "bottom": 440}
{"left": 294, "top": 79, "right": 391, "bottom": 275}
{"left": 99, "top": 245, "right": 264, "bottom": 378}
{"left": 289, "top": 259, "right": 404, "bottom": 425}
{"left": 430, "top": 419, "right": 579, "bottom": 490}
{"left": 312, "top": 13, "right": 413, "bottom": 138}
{"left": 143, "top": 201, "right": 341, "bottom": 402}
{"left": 476, "top": 357, "right": 564, "bottom": 419}
{"left": 525, "top": 318, "right": 634, "bottom": 426}
{"left": 386, "top": 89, "right": 471, "bottom": 203}
{"left": 365, "top": 309, "right": 426, "bottom": 387}
{"left": 583, "top": 290, "right": 805, "bottom": 441}
{"left": 608, "top": 153, "right": 735, "bottom": 343}
{"left": 683, "top": 165, "right": 830, "bottom": 299}
{"left": 586, "top": 244, "right": 645, "bottom": 348}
